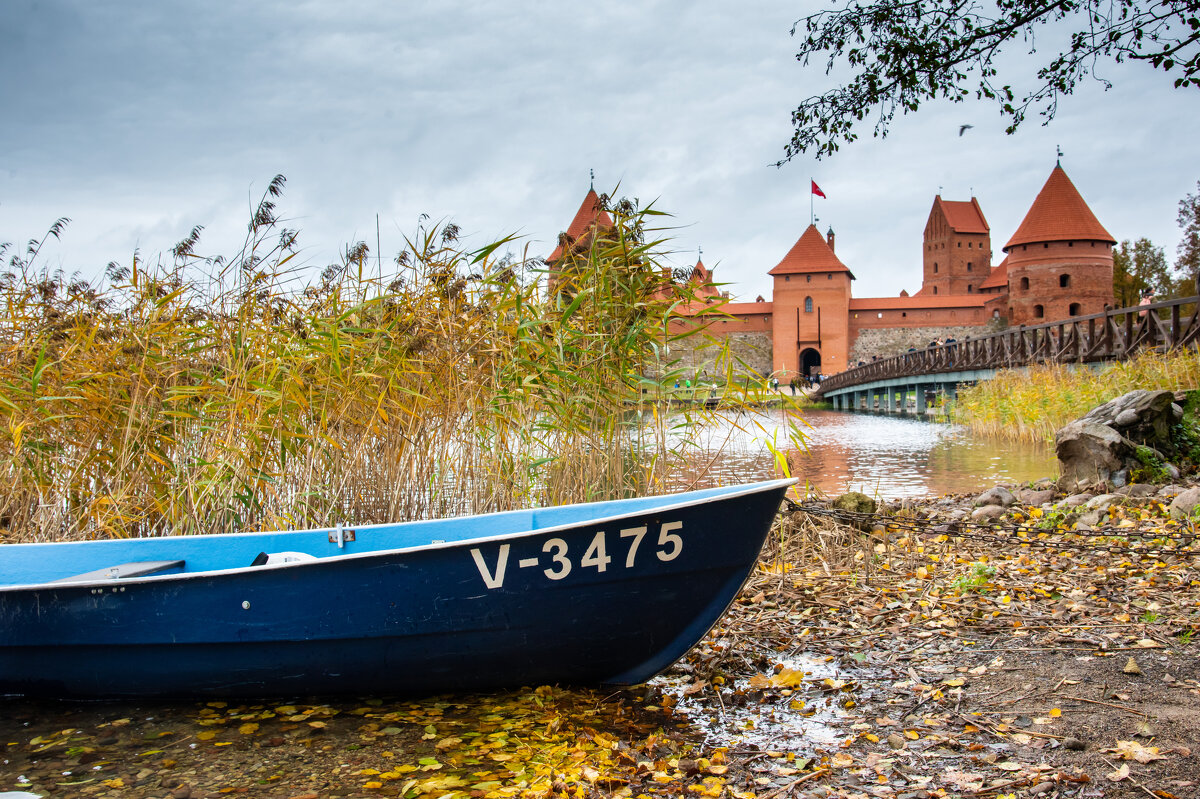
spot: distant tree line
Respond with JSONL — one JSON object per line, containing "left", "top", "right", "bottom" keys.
{"left": 1112, "top": 180, "right": 1200, "bottom": 306}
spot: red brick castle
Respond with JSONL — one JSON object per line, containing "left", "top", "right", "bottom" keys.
{"left": 548, "top": 164, "right": 1115, "bottom": 379}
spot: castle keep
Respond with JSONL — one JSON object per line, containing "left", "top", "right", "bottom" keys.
{"left": 548, "top": 164, "right": 1115, "bottom": 379}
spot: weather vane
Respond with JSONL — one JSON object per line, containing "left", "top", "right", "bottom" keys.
{"left": 589, "top": 168, "right": 594, "bottom": 190}
{"left": 1056, "top": 145, "right": 1063, "bottom": 166}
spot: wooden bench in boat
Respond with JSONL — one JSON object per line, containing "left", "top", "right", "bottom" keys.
{"left": 52, "top": 560, "right": 186, "bottom": 583}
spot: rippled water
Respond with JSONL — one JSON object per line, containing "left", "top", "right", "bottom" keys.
{"left": 680, "top": 408, "right": 1057, "bottom": 499}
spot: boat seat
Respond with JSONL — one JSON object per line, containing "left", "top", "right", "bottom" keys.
{"left": 51, "top": 560, "right": 186, "bottom": 583}
{"left": 250, "top": 551, "right": 317, "bottom": 566}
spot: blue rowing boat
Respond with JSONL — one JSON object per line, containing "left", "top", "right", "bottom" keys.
{"left": 0, "top": 478, "right": 795, "bottom": 698}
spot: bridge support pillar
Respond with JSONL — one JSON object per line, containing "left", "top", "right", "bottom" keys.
{"left": 886, "top": 389, "right": 896, "bottom": 413}
{"left": 832, "top": 394, "right": 842, "bottom": 411}
{"left": 915, "top": 384, "right": 926, "bottom": 415}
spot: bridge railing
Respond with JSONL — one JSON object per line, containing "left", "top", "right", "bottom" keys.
{"left": 816, "top": 296, "right": 1200, "bottom": 396}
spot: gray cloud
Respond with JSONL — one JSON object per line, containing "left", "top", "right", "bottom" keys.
{"left": 1, "top": 0, "right": 1194, "bottom": 303}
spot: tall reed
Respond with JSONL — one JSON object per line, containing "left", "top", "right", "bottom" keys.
{"left": 0, "top": 180, "right": 799, "bottom": 542}
{"left": 952, "top": 351, "right": 1200, "bottom": 443}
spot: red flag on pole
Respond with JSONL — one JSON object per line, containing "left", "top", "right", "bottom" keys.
{"left": 811, "top": 180, "right": 827, "bottom": 199}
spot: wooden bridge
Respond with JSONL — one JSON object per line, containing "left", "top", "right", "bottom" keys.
{"left": 814, "top": 296, "right": 1200, "bottom": 414}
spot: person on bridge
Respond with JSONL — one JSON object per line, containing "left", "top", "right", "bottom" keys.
{"left": 1138, "top": 290, "right": 1154, "bottom": 318}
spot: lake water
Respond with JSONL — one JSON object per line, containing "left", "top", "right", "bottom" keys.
{"left": 681, "top": 408, "right": 1057, "bottom": 499}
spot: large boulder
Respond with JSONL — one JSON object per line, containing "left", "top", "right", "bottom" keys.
{"left": 1056, "top": 389, "right": 1188, "bottom": 492}
{"left": 1055, "top": 421, "right": 1131, "bottom": 492}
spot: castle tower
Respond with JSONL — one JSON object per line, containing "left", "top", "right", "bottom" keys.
{"left": 767, "top": 225, "right": 854, "bottom": 378}
{"left": 546, "top": 187, "right": 614, "bottom": 293}
{"left": 920, "top": 196, "right": 991, "bottom": 297}
{"left": 1003, "top": 165, "right": 1115, "bottom": 325}
{"left": 688, "top": 257, "right": 722, "bottom": 300}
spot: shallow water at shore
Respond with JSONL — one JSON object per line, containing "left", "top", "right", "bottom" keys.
{"left": 679, "top": 408, "right": 1057, "bottom": 498}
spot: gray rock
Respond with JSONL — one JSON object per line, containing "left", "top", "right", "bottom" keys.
{"left": 1157, "top": 484, "right": 1187, "bottom": 498}
{"left": 1056, "top": 389, "right": 1191, "bottom": 491}
{"left": 1168, "top": 486, "right": 1200, "bottom": 520}
{"left": 971, "top": 505, "right": 1007, "bottom": 523}
{"left": 1056, "top": 421, "right": 1129, "bottom": 492}
{"left": 1086, "top": 493, "right": 1122, "bottom": 510}
{"left": 1117, "top": 483, "right": 1157, "bottom": 498}
{"left": 1017, "top": 488, "right": 1055, "bottom": 506}
{"left": 1114, "top": 408, "right": 1140, "bottom": 427}
{"left": 975, "top": 486, "right": 1016, "bottom": 507}
{"left": 1060, "top": 493, "right": 1094, "bottom": 507}
{"left": 1077, "top": 509, "right": 1105, "bottom": 527}
{"left": 1166, "top": 463, "right": 1181, "bottom": 480}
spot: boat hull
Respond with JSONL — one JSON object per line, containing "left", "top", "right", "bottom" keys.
{"left": 0, "top": 480, "right": 792, "bottom": 698}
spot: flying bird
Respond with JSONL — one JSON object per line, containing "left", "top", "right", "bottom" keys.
{"left": 958, "top": 124, "right": 974, "bottom": 137}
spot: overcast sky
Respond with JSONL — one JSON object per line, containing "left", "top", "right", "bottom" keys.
{"left": 2, "top": 0, "right": 1196, "bottom": 302}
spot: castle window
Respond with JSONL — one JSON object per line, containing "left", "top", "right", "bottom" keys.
{"left": 806, "top": 274, "right": 812, "bottom": 282}
{"left": 1060, "top": 274, "right": 1071, "bottom": 288}
{"left": 804, "top": 296, "right": 813, "bottom": 313}
{"left": 968, "top": 242, "right": 973, "bottom": 248}
{"left": 1068, "top": 241, "right": 1074, "bottom": 247}
{"left": 902, "top": 312, "right": 907, "bottom": 317}
{"left": 1044, "top": 243, "right": 1049, "bottom": 248}
{"left": 933, "top": 286, "right": 938, "bottom": 294}
{"left": 958, "top": 242, "right": 962, "bottom": 248}
{"left": 827, "top": 274, "right": 832, "bottom": 280}
{"left": 1034, "top": 304, "right": 1044, "bottom": 318}
{"left": 878, "top": 312, "right": 883, "bottom": 319}
{"left": 967, "top": 262, "right": 973, "bottom": 271}
{"left": 785, "top": 275, "right": 790, "bottom": 281}
{"left": 967, "top": 285, "right": 974, "bottom": 293}
{"left": 1069, "top": 302, "right": 1081, "bottom": 316}
{"left": 934, "top": 262, "right": 939, "bottom": 273}
{"left": 1020, "top": 277, "right": 1030, "bottom": 290}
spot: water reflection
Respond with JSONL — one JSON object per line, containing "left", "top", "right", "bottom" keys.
{"left": 679, "top": 409, "right": 1057, "bottom": 499}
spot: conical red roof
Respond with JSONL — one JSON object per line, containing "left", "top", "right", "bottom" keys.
{"left": 690, "top": 258, "right": 721, "bottom": 299}
{"left": 1003, "top": 166, "right": 1114, "bottom": 251}
{"left": 547, "top": 188, "right": 614, "bottom": 262}
{"left": 768, "top": 224, "right": 854, "bottom": 278}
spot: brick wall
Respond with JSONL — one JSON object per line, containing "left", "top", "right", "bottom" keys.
{"left": 650, "top": 332, "right": 772, "bottom": 379}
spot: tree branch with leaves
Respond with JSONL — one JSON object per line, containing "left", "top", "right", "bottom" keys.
{"left": 784, "top": 0, "right": 1200, "bottom": 160}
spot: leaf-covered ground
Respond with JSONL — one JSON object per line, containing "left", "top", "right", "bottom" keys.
{"left": 2, "top": 482, "right": 1197, "bottom": 798}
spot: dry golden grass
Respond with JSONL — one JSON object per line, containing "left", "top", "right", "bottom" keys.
{"left": 0, "top": 181, "right": 797, "bottom": 542}
{"left": 952, "top": 350, "right": 1200, "bottom": 443}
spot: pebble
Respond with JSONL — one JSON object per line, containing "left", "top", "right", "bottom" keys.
{"left": 1062, "top": 737, "right": 1086, "bottom": 750}
{"left": 1017, "top": 488, "right": 1055, "bottom": 506}
{"left": 970, "top": 505, "right": 1006, "bottom": 523}
{"left": 1029, "top": 781, "right": 1056, "bottom": 795}
{"left": 1084, "top": 493, "right": 1121, "bottom": 510}
{"left": 974, "top": 486, "right": 1015, "bottom": 507}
